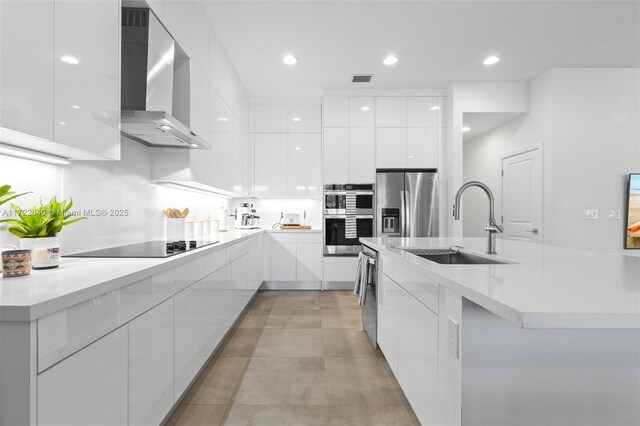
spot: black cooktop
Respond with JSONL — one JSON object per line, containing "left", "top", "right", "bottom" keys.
{"left": 64, "top": 239, "right": 220, "bottom": 258}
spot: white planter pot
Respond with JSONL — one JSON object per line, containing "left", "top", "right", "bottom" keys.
{"left": 19, "top": 237, "right": 60, "bottom": 269}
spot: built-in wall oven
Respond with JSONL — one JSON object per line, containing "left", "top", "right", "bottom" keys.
{"left": 324, "top": 184, "right": 375, "bottom": 256}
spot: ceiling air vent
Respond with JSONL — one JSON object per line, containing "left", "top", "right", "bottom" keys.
{"left": 352, "top": 74, "right": 373, "bottom": 83}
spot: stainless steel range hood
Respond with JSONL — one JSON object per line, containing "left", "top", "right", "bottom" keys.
{"left": 121, "top": 8, "right": 210, "bottom": 149}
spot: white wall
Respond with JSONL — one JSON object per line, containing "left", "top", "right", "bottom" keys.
{"left": 232, "top": 198, "right": 323, "bottom": 230}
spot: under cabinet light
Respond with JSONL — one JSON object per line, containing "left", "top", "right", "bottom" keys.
{"left": 0, "top": 143, "right": 70, "bottom": 165}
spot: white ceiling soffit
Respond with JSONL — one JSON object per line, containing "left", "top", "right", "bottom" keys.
{"left": 462, "top": 112, "right": 525, "bottom": 141}
{"left": 200, "top": 0, "right": 640, "bottom": 97}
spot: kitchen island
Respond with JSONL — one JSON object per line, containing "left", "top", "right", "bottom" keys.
{"left": 361, "top": 237, "right": 640, "bottom": 426}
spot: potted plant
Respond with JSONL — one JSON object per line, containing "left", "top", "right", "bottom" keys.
{"left": 0, "top": 197, "right": 86, "bottom": 269}
{"left": 0, "top": 184, "right": 29, "bottom": 207}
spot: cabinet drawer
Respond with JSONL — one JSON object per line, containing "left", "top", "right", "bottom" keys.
{"left": 204, "top": 248, "right": 227, "bottom": 276}
{"left": 175, "top": 255, "right": 207, "bottom": 292}
{"left": 270, "top": 232, "right": 322, "bottom": 244}
{"left": 226, "top": 236, "right": 257, "bottom": 263}
{"left": 378, "top": 253, "right": 438, "bottom": 315}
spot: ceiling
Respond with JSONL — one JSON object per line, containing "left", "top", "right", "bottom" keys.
{"left": 200, "top": 1, "right": 640, "bottom": 97}
{"left": 462, "top": 112, "right": 524, "bottom": 141}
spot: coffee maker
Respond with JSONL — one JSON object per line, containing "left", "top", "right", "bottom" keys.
{"left": 234, "top": 203, "right": 260, "bottom": 229}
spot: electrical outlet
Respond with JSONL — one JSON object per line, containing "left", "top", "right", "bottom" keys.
{"left": 607, "top": 209, "right": 622, "bottom": 220}
{"left": 447, "top": 318, "right": 459, "bottom": 359}
{"left": 583, "top": 209, "right": 599, "bottom": 220}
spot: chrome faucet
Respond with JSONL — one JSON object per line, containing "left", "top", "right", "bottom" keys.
{"left": 453, "top": 181, "right": 503, "bottom": 255}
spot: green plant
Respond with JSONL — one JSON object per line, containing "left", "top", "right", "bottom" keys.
{"left": 0, "top": 197, "right": 86, "bottom": 238}
{"left": 0, "top": 184, "right": 29, "bottom": 207}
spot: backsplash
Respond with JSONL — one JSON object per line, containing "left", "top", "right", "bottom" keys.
{"left": 232, "top": 198, "right": 323, "bottom": 229}
{"left": 0, "top": 139, "right": 229, "bottom": 254}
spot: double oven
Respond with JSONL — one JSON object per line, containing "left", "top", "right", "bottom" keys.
{"left": 324, "top": 184, "right": 375, "bottom": 256}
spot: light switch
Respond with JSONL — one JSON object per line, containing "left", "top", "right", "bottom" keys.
{"left": 447, "top": 317, "right": 459, "bottom": 359}
{"left": 583, "top": 209, "right": 599, "bottom": 220}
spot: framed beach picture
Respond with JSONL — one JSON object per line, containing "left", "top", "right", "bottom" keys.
{"left": 626, "top": 173, "right": 640, "bottom": 249}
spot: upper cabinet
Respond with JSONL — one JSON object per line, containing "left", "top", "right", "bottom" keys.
{"left": 254, "top": 104, "right": 288, "bottom": 133}
{"left": 323, "top": 97, "right": 349, "bottom": 127}
{"left": 376, "top": 97, "right": 407, "bottom": 127}
{"left": 349, "top": 97, "right": 375, "bottom": 127}
{"left": 0, "top": 0, "right": 120, "bottom": 160}
{"left": 288, "top": 105, "right": 322, "bottom": 133}
{"left": 407, "top": 97, "right": 440, "bottom": 127}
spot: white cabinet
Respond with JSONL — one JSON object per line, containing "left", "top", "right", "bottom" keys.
{"left": 189, "top": 11, "right": 209, "bottom": 77}
{"left": 190, "top": 65, "right": 210, "bottom": 136}
{"left": 174, "top": 280, "right": 207, "bottom": 400}
{"left": 38, "top": 325, "right": 128, "bottom": 426}
{"left": 296, "top": 243, "right": 323, "bottom": 281}
{"left": 288, "top": 133, "right": 322, "bottom": 197}
{"left": 254, "top": 104, "right": 288, "bottom": 133}
{"left": 0, "top": 0, "right": 54, "bottom": 141}
{"left": 349, "top": 128, "right": 375, "bottom": 183}
{"left": 254, "top": 133, "right": 288, "bottom": 197}
{"left": 53, "top": 0, "right": 120, "bottom": 160}
{"left": 204, "top": 267, "right": 229, "bottom": 351}
{"left": 129, "top": 298, "right": 174, "bottom": 426}
{"left": 289, "top": 104, "right": 322, "bottom": 133}
{"left": 232, "top": 119, "right": 247, "bottom": 195}
{"left": 398, "top": 288, "right": 439, "bottom": 425}
{"left": 376, "top": 97, "right": 406, "bottom": 127}
{"left": 349, "top": 97, "right": 375, "bottom": 127}
{"left": 163, "top": 0, "right": 192, "bottom": 55}
{"left": 407, "top": 128, "right": 438, "bottom": 168}
{"left": 377, "top": 272, "right": 400, "bottom": 377}
{"left": 323, "top": 97, "right": 349, "bottom": 127}
{"left": 323, "top": 127, "right": 350, "bottom": 183}
{"left": 323, "top": 256, "right": 359, "bottom": 282}
{"left": 270, "top": 240, "right": 297, "bottom": 281}
{"left": 376, "top": 128, "right": 407, "bottom": 169}
{"left": 407, "top": 97, "right": 439, "bottom": 128}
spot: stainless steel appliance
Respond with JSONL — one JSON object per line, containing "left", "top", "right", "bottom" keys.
{"left": 376, "top": 170, "right": 439, "bottom": 237}
{"left": 324, "top": 184, "right": 375, "bottom": 256}
{"left": 360, "top": 244, "right": 378, "bottom": 348}
{"left": 235, "top": 203, "right": 260, "bottom": 229}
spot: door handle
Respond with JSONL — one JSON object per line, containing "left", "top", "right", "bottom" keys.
{"left": 400, "top": 191, "right": 406, "bottom": 237}
{"left": 526, "top": 228, "right": 539, "bottom": 234}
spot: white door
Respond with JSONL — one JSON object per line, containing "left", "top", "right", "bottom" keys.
{"left": 501, "top": 148, "right": 542, "bottom": 242}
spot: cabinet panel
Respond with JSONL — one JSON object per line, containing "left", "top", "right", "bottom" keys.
{"left": 190, "top": 10, "right": 209, "bottom": 77}
{"left": 323, "top": 256, "right": 359, "bottom": 282}
{"left": 38, "top": 326, "right": 128, "bottom": 426}
{"left": 54, "top": 0, "right": 120, "bottom": 159}
{"left": 190, "top": 65, "right": 210, "bottom": 136}
{"left": 204, "top": 268, "right": 228, "bottom": 353}
{"left": 254, "top": 133, "right": 288, "bottom": 196}
{"left": 288, "top": 104, "right": 322, "bottom": 133}
{"left": 0, "top": 0, "right": 54, "bottom": 140}
{"left": 323, "top": 127, "right": 349, "bottom": 184}
{"left": 254, "top": 104, "right": 288, "bottom": 133}
{"left": 296, "top": 243, "right": 323, "bottom": 281}
{"left": 323, "top": 97, "right": 349, "bottom": 127}
{"left": 376, "top": 128, "right": 407, "bottom": 169}
{"left": 174, "top": 280, "right": 207, "bottom": 400}
{"left": 349, "top": 97, "right": 375, "bottom": 127}
{"left": 270, "top": 240, "right": 297, "bottom": 281}
{"left": 398, "top": 289, "right": 439, "bottom": 425}
{"left": 407, "top": 97, "right": 439, "bottom": 128}
{"left": 232, "top": 120, "right": 247, "bottom": 194}
{"left": 129, "top": 299, "right": 174, "bottom": 426}
{"left": 163, "top": 0, "right": 192, "bottom": 55}
{"left": 375, "top": 97, "right": 406, "bottom": 127}
{"left": 407, "top": 128, "right": 438, "bottom": 169}
{"left": 349, "top": 127, "right": 375, "bottom": 183}
{"left": 288, "top": 133, "right": 322, "bottom": 197}
{"left": 377, "top": 272, "right": 399, "bottom": 377}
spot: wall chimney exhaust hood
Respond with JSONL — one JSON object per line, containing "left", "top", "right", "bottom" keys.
{"left": 120, "top": 8, "right": 209, "bottom": 149}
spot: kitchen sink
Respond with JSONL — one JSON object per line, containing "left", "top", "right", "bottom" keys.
{"left": 401, "top": 248, "right": 511, "bottom": 265}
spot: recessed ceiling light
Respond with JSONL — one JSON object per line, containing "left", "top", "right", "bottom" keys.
{"left": 430, "top": 106, "right": 440, "bottom": 111}
{"left": 292, "top": 117, "right": 301, "bottom": 122}
{"left": 383, "top": 55, "right": 398, "bottom": 65}
{"left": 483, "top": 55, "right": 500, "bottom": 65}
{"left": 462, "top": 126, "right": 471, "bottom": 132}
{"left": 71, "top": 105, "right": 81, "bottom": 109}
{"left": 283, "top": 55, "right": 298, "bottom": 65}
{"left": 160, "top": 125, "right": 172, "bottom": 130}
{"left": 361, "top": 106, "right": 371, "bottom": 111}
{"left": 190, "top": 143, "right": 198, "bottom": 148}
{"left": 60, "top": 55, "right": 79, "bottom": 65}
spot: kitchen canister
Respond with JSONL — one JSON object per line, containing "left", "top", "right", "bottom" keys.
{"left": 202, "top": 221, "right": 211, "bottom": 237}
{"left": 19, "top": 237, "right": 59, "bottom": 269}
{"left": 210, "top": 219, "right": 220, "bottom": 234}
{"left": 185, "top": 221, "right": 195, "bottom": 239}
{"left": 2, "top": 249, "right": 32, "bottom": 277}
{"left": 166, "top": 218, "right": 186, "bottom": 241}
{"left": 193, "top": 221, "right": 204, "bottom": 238}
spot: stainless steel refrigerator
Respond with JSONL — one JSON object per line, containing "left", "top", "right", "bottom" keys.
{"left": 376, "top": 170, "right": 439, "bottom": 237}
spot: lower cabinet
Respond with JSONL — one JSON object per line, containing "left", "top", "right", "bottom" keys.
{"left": 268, "top": 233, "right": 323, "bottom": 283}
{"left": 204, "top": 267, "right": 228, "bottom": 353}
{"left": 398, "top": 288, "right": 439, "bottom": 425}
{"left": 128, "top": 298, "right": 174, "bottom": 426}
{"left": 37, "top": 326, "right": 128, "bottom": 426}
{"left": 377, "top": 272, "right": 400, "bottom": 377}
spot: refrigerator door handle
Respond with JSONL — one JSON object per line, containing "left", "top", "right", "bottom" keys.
{"left": 400, "top": 190, "right": 407, "bottom": 237}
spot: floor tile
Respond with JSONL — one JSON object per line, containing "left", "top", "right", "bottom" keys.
{"left": 218, "top": 328, "right": 262, "bottom": 357}
{"left": 325, "top": 358, "right": 404, "bottom": 406}
{"left": 322, "top": 329, "right": 378, "bottom": 358}
{"left": 234, "top": 357, "right": 328, "bottom": 405}
{"left": 319, "top": 291, "right": 359, "bottom": 309}
{"left": 224, "top": 405, "right": 330, "bottom": 426}
{"left": 250, "top": 292, "right": 277, "bottom": 310}
{"left": 235, "top": 309, "right": 269, "bottom": 329}
{"left": 264, "top": 308, "right": 322, "bottom": 329}
{"left": 329, "top": 405, "right": 419, "bottom": 426}
{"left": 182, "top": 357, "right": 248, "bottom": 405}
{"left": 254, "top": 329, "right": 324, "bottom": 358}
{"left": 320, "top": 307, "right": 362, "bottom": 329}
{"left": 166, "top": 404, "right": 227, "bottom": 426}
{"left": 272, "top": 291, "right": 320, "bottom": 309}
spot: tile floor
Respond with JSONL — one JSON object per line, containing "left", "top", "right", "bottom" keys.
{"left": 167, "top": 290, "right": 419, "bottom": 426}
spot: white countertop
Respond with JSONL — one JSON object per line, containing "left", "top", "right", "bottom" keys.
{"left": 0, "top": 230, "right": 263, "bottom": 321}
{"left": 360, "top": 237, "right": 640, "bottom": 329}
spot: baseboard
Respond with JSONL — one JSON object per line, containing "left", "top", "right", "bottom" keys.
{"left": 322, "top": 281, "right": 354, "bottom": 290}
{"left": 261, "top": 281, "right": 322, "bottom": 290}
